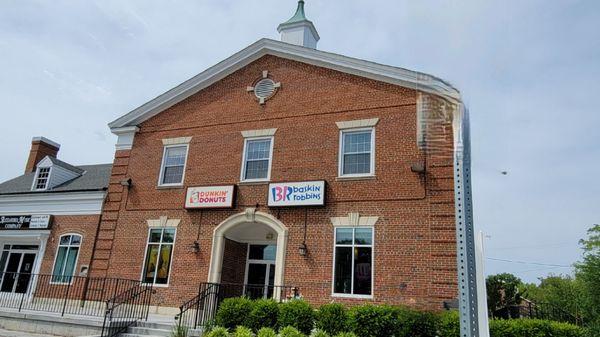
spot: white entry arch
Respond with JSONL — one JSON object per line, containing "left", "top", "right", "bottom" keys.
{"left": 208, "top": 208, "right": 288, "bottom": 287}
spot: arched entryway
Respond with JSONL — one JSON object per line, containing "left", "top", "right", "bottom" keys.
{"left": 208, "top": 208, "right": 288, "bottom": 298}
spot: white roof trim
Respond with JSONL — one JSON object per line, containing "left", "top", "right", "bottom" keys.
{"left": 32, "top": 137, "right": 60, "bottom": 149}
{"left": 108, "top": 38, "right": 461, "bottom": 130}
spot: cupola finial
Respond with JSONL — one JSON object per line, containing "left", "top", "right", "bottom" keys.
{"left": 277, "top": 0, "right": 320, "bottom": 49}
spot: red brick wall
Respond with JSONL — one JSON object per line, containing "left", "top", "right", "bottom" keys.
{"left": 91, "top": 55, "right": 457, "bottom": 310}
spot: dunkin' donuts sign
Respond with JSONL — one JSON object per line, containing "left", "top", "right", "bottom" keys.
{"left": 268, "top": 181, "right": 326, "bottom": 207}
{"left": 185, "top": 186, "right": 235, "bottom": 209}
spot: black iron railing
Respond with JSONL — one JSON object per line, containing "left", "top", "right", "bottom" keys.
{"left": 176, "top": 283, "right": 298, "bottom": 330}
{"left": 493, "top": 302, "right": 583, "bottom": 326}
{"left": 0, "top": 271, "right": 141, "bottom": 317}
{"left": 101, "top": 282, "right": 153, "bottom": 337}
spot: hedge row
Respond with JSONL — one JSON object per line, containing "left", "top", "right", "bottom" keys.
{"left": 211, "top": 297, "right": 588, "bottom": 337}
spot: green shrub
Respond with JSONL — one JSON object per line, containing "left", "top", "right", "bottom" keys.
{"left": 310, "top": 329, "right": 330, "bottom": 337}
{"left": 248, "top": 299, "right": 279, "bottom": 332}
{"left": 205, "top": 326, "right": 230, "bottom": 337}
{"left": 394, "top": 307, "right": 439, "bottom": 337}
{"left": 233, "top": 326, "right": 254, "bottom": 337}
{"left": 438, "top": 310, "right": 460, "bottom": 337}
{"left": 333, "top": 333, "right": 357, "bottom": 337}
{"left": 257, "top": 327, "right": 277, "bottom": 337}
{"left": 216, "top": 297, "right": 254, "bottom": 330}
{"left": 278, "top": 300, "right": 314, "bottom": 335}
{"left": 315, "top": 303, "right": 348, "bottom": 335}
{"left": 279, "top": 326, "right": 306, "bottom": 337}
{"left": 489, "top": 319, "right": 585, "bottom": 337}
{"left": 348, "top": 304, "right": 397, "bottom": 337}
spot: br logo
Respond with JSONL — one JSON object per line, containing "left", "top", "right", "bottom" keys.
{"left": 272, "top": 186, "right": 293, "bottom": 202}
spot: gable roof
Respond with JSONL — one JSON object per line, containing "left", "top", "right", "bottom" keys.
{"left": 45, "top": 156, "right": 85, "bottom": 175}
{"left": 0, "top": 164, "right": 112, "bottom": 195}
{"left": 109, "top": 38, "right": 461, "bottom": 130}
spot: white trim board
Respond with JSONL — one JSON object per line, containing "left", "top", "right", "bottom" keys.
{"left": 109, "top": 38, "right": 461, "bottom": 130}
{"left": 0, "top": 191, "right": 106, "bottom": 215}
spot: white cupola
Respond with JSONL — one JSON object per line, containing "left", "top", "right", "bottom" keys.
{"left": 277, "top": 0, "right": 320, "bottom": 49}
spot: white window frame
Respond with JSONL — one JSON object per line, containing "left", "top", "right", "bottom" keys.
{"left": 31, "top": 166, "right": 52, "bottom": 191}
{"left": 157, "top": 144, "right": 189, "bottom": 187}
{"left": 331, "top": 227, "right": 374, "bottom": 299}
{"left": 50, "top": 234, "right": 82, "bottom": 285}
{"left": 240, "top": 136, "right": 274, "bottom": 183}
{"left": 338, "top": 127, "right": 375, "bottom": 178}
{"left": 140, "top": 227, "right": 177, "bottom": 287}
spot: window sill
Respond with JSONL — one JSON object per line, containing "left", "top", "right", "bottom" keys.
{"left": 142, "top": 283, "right": 169, "bottom": 288}
{"left": 238, "top": 180, "right": 270, "bottom": 186}
{"left": 156, "top": 184, "right": 184, "bottom": 190}
{"left": 331, "top": 293, "right": 374, "bottom": 300}
{"left": 336, "top": 175, "right": 376, "bottom": 182}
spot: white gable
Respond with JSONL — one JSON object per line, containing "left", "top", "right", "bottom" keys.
{"left": 108, "top": 38, "right": 461, "bottom": 132}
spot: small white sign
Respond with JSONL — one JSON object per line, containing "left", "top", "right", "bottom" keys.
{"left": 29, "top": 215, "right": 51, "bottom": 229}
{"left": 268, "top": 181, "right": 326, "bottom": 207}
{"left": 185, "top": 186, "right": 235, "bottom": 209}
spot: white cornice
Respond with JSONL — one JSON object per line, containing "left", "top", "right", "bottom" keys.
{"left": 112, "top": 126, "right": 140, "bottom": 151}
{"left": 108, "top": 38, "right": 461, "bottom": 130}
{"left": 0, "top": 191, "right": 106, "bottom": 215}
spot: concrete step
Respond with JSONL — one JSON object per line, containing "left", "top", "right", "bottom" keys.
{"left": 136, "top": 321, "right": 174, "bottom": 331}
{"left": 128, "top": 326, "right": 171, "bottom": 337}
{"left": 120, "top": 334, "right": 165, "bottom": 337}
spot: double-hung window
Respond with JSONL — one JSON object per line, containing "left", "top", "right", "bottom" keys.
{"left": 142, "top": 228, "right": 175, "bottom": 285}
{"left": 241, "top": 137, "right": 273, "bottom": 181}
{"left": 158, "top": 145, "right": 188, "bottom": 186}
{"left": 339, "top": 129, "right": 375, "bottom": 177}
{"left": 34, "top": 167, "right": 51, "bottom": 190}
{"left": 51, "top": 234, "right": 81, "bottom": 284}
{"left": 333, "top": 227, "right": 373, "bottom": 297}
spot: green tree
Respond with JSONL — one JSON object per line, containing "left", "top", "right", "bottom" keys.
{"left": 575, "top": 224, "right": 600, "bottom": 324}
{"left": 486, "top": 273, "right": 523, "bottom": 317}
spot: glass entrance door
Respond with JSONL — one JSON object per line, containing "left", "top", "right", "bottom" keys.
{"left": 245, "top": 244, "right": 276, "bottom": 299}
{"left": 0, "top": 251, "right": 37, "bottom": 294}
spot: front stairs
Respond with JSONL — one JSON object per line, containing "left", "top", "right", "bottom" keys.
{"left": 119, "top": 321, "right": 203, "bottom": 337}
{"left": 120, "top": 321, "right": 173, "bottom": 337}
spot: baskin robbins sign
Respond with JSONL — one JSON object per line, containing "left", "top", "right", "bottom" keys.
{"left": 268, "top": 181, "right": 326, "bottom": 207}
{"left": 185, "top": 185, "right": 235, "bottom": 209}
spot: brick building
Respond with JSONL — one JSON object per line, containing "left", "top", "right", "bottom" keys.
{"left": 0, "top": 1, "right": 464, "bottom": 316}
{"left": 0, "top": 137, "right": 110, "bottom": 295}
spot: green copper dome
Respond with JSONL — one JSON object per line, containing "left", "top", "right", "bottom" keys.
{"left": 281, "top": 0, "right": 310, "bottom": 25}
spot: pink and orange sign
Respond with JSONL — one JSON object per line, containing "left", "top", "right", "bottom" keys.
{"left": 185, "top": 185, "right": 235, "bottom": 209}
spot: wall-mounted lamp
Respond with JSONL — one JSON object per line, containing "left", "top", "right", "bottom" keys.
{"left": 120, "top": 178, "right": 133, "bottom": 188}
{"left": 410, "top": 163, "right": 425, "bottom": 173}
{"left": 298, "top": 242, "right": 308, "bottom": 257}
{"left": 192, "top": 240, "right": 200, "bottom": 253}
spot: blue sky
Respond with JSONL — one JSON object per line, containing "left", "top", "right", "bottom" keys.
{"left": 0, "top": 1, "right": 598, "bottom": 283}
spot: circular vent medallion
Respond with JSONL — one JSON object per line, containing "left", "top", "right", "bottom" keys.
{"left": 247, "top": 71, "right": 281, "bottom": 105}
{"left": 254, "top": 78, "right": 276, "bottom": 100}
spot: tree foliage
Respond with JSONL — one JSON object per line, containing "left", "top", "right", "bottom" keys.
{"left": 486, "top": 273, "right": 523, "bottom": 315}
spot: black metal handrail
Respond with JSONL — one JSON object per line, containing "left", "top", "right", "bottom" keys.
{"left": 0, "top": 271, "right": 140, "bottom": 317}
{"left": 176, "top": 282, "right": 298, "bottom": 330}
{"left": 101, "top": 282, "right": 154, "bottom": 337}
{"left": 494, "top": 301, "right": 583, "bottom": 326}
